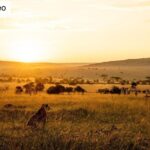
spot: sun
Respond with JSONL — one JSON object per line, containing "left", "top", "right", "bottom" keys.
{"left": 12, "top": 49, "right": 42, "bottom": 63}
{"left": 9, "top": 40, "right": 46, "bottom": 63}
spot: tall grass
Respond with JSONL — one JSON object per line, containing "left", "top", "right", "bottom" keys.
{"left": 0, "top": 91, "right": 150, "bottom": 149}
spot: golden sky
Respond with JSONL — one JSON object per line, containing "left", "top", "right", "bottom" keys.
{"left": 0, "top": 0, "right": 150, "bottom": 62}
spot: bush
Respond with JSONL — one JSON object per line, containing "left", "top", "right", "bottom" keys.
{"left": 23, "top": 82, "right": 35, "bottom": 94}
{"left": 97, "top": 88, "right": 110, "bottom": 94}
{"left": 131, "top": 81, "right": 138, "bottom": 89}
{"left": 47, "top": 85, "right": 66, "bottom": 94}
{"left": 74, "top": 86, "right": 86, "bottom": 94}
{"left": 35, "top": 83, "right": 45, "bottom": 92}
{"left": 15, "top": 86, "right": 23, "bottom": 94}
{"left": 65, "top": 87, "right": 73, "bottom": 94}
{"left": 110, "top": 86, "right": 121, "bottom": 94}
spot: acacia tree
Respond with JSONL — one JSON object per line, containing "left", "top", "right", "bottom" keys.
{"left": 35, "top": 83, "right": 45, "bottom": 92}
{"left": 131, "top": 81, "right": 138, "bottom": 89}
{"left": 74, "top": 86, "right": 86, "bottom": 94}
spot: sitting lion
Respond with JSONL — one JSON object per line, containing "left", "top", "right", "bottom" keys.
{"left": 27, "top": 104, "right": 50, "bottom": 128}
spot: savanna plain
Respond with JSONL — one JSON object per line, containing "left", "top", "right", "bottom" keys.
{"left": 0, "top": 82, "right": 150, "bottom": 150}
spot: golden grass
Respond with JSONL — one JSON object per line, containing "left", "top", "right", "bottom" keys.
{"left": 0, "top": 84, "right": 150, "bottom": 149}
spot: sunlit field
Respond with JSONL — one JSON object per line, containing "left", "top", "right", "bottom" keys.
{"left": 0, "top": 83, "right": 150, "bottom": 150}
{"left": 0, "top": 0, "right": 149, "bottom": 149}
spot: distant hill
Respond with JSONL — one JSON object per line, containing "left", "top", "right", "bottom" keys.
{"left": 0, "top": 61, "right": 86, "bottom": 68}
{"left": 0, "top": 58, "right": 149, "bottom": 80}
{"left": 0, "top": 61, "right": 87, "bottom": 78}
{"left": 87, "top": 58, "right": 150, "bottom": 67}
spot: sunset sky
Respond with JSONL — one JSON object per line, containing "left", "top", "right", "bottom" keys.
{"left": 0, "top": 0, "right": 150, "bottom": 62}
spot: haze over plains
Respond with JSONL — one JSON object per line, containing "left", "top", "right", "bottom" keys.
{"left": 0, "top": 0, "right": 150, "bottom": 62}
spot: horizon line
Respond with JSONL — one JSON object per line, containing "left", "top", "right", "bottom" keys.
{"left": 0, "top": 57, "right": 149, "bottom": 64}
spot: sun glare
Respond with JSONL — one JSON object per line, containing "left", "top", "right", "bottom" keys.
{"left": 9, "top": 40, "right": 49, "bottom": 63}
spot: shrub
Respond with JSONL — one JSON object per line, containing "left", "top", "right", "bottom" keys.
{"left": 110, "top": 86, "right": 121, "bottom": 94}
{"left": 47, "top": 85, "right": 66, "bottom": 94}
{"left": 35, "top": 83, "right": 45, "bottom": 92}
{"left": 65, "top": 87, "right": 73, "bottom": 94}
{"left": 15, "top": 86, "right": 23, "bottom": 94}
{"left": 74, "top": 86, "right": 86, "bottom": 94}
{"left": 131, "top": 81, "right": 138, "bottom": 89}
{"left": 97, "top": 88, "right": 110, "bottom": 94}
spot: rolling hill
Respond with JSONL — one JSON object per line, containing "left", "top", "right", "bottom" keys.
{"left": 0, "top": 58, "right": 149, "bottom": 80}
{"left": 87, "top": 58, "right": 150, "bottom": 67}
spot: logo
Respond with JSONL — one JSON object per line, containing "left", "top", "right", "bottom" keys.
{"left": 0, "top": 5, "right": 6, "bottom": 11}
{"left": 0, "top": 1, "right": 11, "bottom": 17}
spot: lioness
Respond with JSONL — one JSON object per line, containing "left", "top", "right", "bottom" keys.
{"left": 27, "top": 104, "right": 50, "bottom": 128}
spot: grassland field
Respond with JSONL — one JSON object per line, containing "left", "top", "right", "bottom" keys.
{"left": 0, "top": 82, "right": 150, "bottom": 150}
